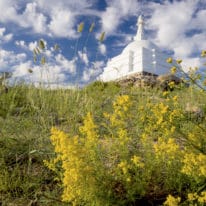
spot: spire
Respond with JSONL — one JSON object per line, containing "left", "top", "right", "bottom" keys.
{"left": 134, "top": 15, "right": 145, "bottom": 41}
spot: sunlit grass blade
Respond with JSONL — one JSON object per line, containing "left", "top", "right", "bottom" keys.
{"left": 39, "top": 39, "right": 45, "bottom": 50}
{"left": 99, "top": 32, "right": 105, "bottom": 42}
{"left": 89, "top": 22, "right": 95, "bottom": 33}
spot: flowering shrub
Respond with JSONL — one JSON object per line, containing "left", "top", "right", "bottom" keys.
{"left": 45, "top": 91, "right": 206, "bottom": 205}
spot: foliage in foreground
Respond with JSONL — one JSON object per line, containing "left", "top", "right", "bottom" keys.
{"left": 0, "top": 82, "right": 122, "bottom": 205}
{"left": 46, "top": 89, "right": 206, "bottom": 205}
{"left": 0, "top": 78, "right": 206, "bottom": 205}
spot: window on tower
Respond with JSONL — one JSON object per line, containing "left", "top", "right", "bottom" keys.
{"left": 129, "top": 51, "right": 134, "bottom": 72}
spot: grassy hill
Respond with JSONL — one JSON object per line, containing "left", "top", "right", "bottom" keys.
{"left": 0, "top": 81, "right": 206, "bottom": 205}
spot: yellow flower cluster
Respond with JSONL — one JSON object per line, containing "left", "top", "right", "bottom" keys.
{"left": 170, "top": 66, "right": 177, "bottom": 74}
{"left": 45, "top": 95, "right": 137, "bottom": 204}
{"left": 154, "top": 138, "right": 181, "bottom": 162}
{"left": 79, "top": 112, "right": 98, "bottom": 142}
{"left": 201, "top": 50, "right": 206, "bottom": 57}
{"left": 151, "top": 95, "right": 182, "bottom": 135}
{"left": 117, "top": 155, "right": 144, "bottom": 184}
{"left": 117, "top": 128, "right": 130, "bottom": 146}
{"left": 167, "top": 57, "right": 173, "bottom": 63}
{"left": 45, "top": 113, "right": 100, "bottom": 203}
{"left": 163, "top": 91, "right": 169, "bottom": 97}
{"left": 118, "top": 160, "right": 130, "bottom": 175}
{"left": 151, "top": 102, "right": 169, "bottom": 126}
{"left": 168, "top": 81, "right": 175, "bottom": 89}
{"left": 188, "top": 132, "right": 202, "bottom": 148}
{"left": 104, "top": 95, "right": 131, "bottom": 128}
{"left": 131, "top": 155, "right": 144, "bottom": 168}
{"left": 44, "top": 88, "right": 206, "bottom": 205}
{"left": 159, "top": 102, "right": 169, "bottom": 114}
{"left": 164, "top": 195, "right": 181, "bottom": 206}
{"left": 181, "top": 152, "right": 206, "bottom": 179}
{"left": 188, "top": 191, "right": 206, "bottom": 204}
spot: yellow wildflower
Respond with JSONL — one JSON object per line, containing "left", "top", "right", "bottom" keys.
{"left": 164, "top": 195, "right": 181, "bottom": 206}
{"left": 167, "top": 57, "right": 173, "bottom": 63}
{"left": 163, "top": 91, "right": 169, "bottom": 97}
{"left": 198, "top": 191, "right": 206, "bottom": 203}
{"left": 107, "top": 95, "right": 131, "bottom": 127}
{"left": 159, "top": 102, "right": 169, "bottom": 114}
{"left": 168, "top": 81, "right": 175, "bottom": 89}
{"left": 188, "top": 192, "right": 198, "bottom": 201}
{"left": 176, "top": 59, "right": 182, "bottom": 64}
{"left": 79, "top": 112, "right": 98, "bottom": 142}
{"left": 154, "top": 138, "right": 180, "bottom": 161}
{"left": 187, "top": 191, "right": 206, "bottom": 204}
{"left": 173, "top": 95, "right": 178, "bottom": 101}
{"left": 126, "top": 177, "right": 131, "bottom": 182}
{"left": 170, "top": 66, "right": 177, "bottom": 74}
{"left": 201, "top": 50, "right": 206, "bottom": 57}
{"left": 131, "top": 155, "right": 144, "bottom": 168}
{"left": 118, "top": 161, "right": 129, "bottom": 174}
{"left": 181, "top": 153, "right": 206, "bottom": 178}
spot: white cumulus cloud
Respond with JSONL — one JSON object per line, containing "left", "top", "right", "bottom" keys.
{"left": 19, "top": 2, "right": 48, "bottom": 34}
{"left": 82, "top": 60, "right": 104, "bottom": 82}
{"left": 147, "top": 0, "right": 206, "bottom": 68}
{"left": 101, "top": 0, "right": 139, "bottom": 34}
{"left": 48, "top": 9, "right": 76, "bottom": 38}
{"left": 55, "top": 54, "right": 77, "bottom": 74}
{"left": 0, "top": 0, "right": 18, "bottom": 23}
{"left": 0, "top": 27, "right": 13, "bottom": 43}
{"left": 99, "top": 44, "right": 106, "bottom": 55}
{"left": 78, "top": 51, "right": 89, "bottom": 65}
{"left": 0, "top": 48, "right": 27, "bottom": 78}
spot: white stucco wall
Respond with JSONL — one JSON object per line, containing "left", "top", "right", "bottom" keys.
{"left": 99, "top": 48, "right": 145, "bottom": 81}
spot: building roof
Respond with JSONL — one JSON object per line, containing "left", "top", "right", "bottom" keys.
{"left": 122, "top": 40, "right": 158, "bottom": 54}
{"left": 123, "top": 15, "right": 157, "bottom": 53}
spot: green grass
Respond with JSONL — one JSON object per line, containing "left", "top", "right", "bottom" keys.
{"left": 0, "top": 82, "right": 122, "bottom": 205}
{"left": 0, "top": 82, "right": 205, "bottom": 205}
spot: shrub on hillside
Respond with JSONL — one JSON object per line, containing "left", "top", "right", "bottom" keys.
{"left": 45, "top": 93, "right": 206, "bottom": 205}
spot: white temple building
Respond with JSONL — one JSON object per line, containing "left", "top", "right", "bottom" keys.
{"left": 99, "top": 15, "right": 172, "bottom": 82}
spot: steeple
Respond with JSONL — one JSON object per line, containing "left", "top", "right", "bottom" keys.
{"left": 134, "top": 15, "right": 145, "bottom": 41}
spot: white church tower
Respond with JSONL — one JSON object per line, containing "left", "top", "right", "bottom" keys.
{"left": 99, "top": 15, "right": 172, "bottom": 82}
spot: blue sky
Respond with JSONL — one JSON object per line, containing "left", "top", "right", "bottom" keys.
{"left": 0, "top": 0, "right": 205, "bottom": 88}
